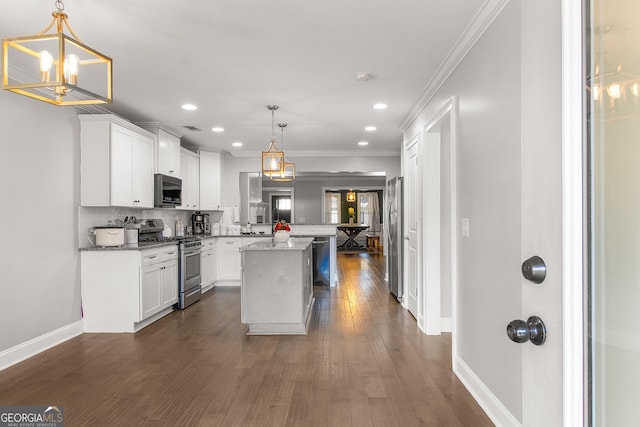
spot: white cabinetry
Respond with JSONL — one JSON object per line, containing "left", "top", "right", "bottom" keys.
{"left": 80, "top": 114, "right": 154, "bottom": 208}
{"left": 136, "top": 123, "right": 181, "bottom": 178}
{"left": 179, "top": 148, "right": 200, "bottom": 210}
{"left": 140, "top": 247, "right": 179, "bottom": 319}
{"left": 200, "top": 238, "right": 217, "bottom": 292}
{"left": 216, "top": 237, "right": 270, "bottom": 285}
{"left": 199, "top": 151, "right": 222, "bottom": 210}
{"left": 81, "top": 244, "right": 179, "bottom": 332}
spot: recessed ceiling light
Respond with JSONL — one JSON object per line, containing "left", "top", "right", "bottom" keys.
{"left": 232, "top": 142, "right": 243, "bottom": 147}
{"left": 365, "top": 126, "right": 377, "bottom": 131}
{"left": 211, "top": 127, "right": 224, "bottom": 132}
{"left": 372, "top": 103, "right": 388, "bottom": 110}
{"left": 181, "top": 104, "right": 197, "bottom": 111}
{"left": 355, "top": 72, "right": 372, "bottom": 82}
{"left": 358, "top": 141, "right": 369, "bottom": 146}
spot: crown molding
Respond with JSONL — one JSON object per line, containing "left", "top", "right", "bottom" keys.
{"left": 398, "top": 0, "right": 511, "bottom": 132}
{"left": 229, "top": 150, "right": 401, "bottom": 158}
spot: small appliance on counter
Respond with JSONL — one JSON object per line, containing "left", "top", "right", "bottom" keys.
{"left": 89, "top": 226, "right": 125, "bottom": 247}
{"left": 192, "top": 211, "right": 210, "bottom": 235}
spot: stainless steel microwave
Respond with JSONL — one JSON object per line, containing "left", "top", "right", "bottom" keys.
{"left": 154, "top": 174, "right": 182, "bottom": 207}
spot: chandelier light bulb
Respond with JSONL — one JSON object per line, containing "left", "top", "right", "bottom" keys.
{"left": 593, "top": 84, "right": 600, "bottom": 101}
{"left": 631, "top": 83, "right": 639, "bottom": 98}
{"left": 270, "top": 157, "right": 277, "bottom": 171}
{"left": 607, "top": 83, "right": 621, "bottom": 99}
{"left": 65, "top": 54, "right": 79, "bottom": 85}
{"left": 39, "top": 50, "right": 53, "bottom": 82}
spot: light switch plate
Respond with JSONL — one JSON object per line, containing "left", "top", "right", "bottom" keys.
{"left": 461, "top": 218, "right": 470, "bottom": 237}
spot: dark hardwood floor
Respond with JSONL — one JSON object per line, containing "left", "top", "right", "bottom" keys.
{"left": 0, "top": 253, "right": 493, "bottom": 426}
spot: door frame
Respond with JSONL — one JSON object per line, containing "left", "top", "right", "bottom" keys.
{"left": 264, "top": 187, "right": 295, "bottom": 224}
{"left": 561, "top": 0, "right": 585, "bottom": 424}
{"left": 421, "top": 97, "right": 458, "bottom": 344}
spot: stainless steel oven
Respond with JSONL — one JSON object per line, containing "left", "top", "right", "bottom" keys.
{"left": 179, "top": 237, "right": 201, "bottom": 309}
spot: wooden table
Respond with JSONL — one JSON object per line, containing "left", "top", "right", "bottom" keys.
{"left": 337, "top": 224, "right": 369, "bottom": 250}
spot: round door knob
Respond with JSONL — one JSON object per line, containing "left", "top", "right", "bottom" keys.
{"left": 506, "top": 316, "right": 547, "bottom": 346}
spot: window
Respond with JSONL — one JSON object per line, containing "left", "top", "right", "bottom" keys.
{"left": 359, "top": 194, "right": 370, "bottom": 225}
{"left": 276, "top": 198, "right": 291, "bottom": 210}
{"left": 324, "top": 192, "right": 341, "bottom": 224}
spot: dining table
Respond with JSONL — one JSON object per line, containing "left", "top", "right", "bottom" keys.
{"left": 336, "top": 224, "right": 370, "bottom": 250}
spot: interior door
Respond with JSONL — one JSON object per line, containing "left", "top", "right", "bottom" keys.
{"left": 405, "top": 139, "right": 420, "bottom": 319}
{"left": 518, "top": 0, "right": 564, "bottom": 423}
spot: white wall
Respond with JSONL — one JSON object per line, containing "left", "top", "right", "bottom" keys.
{"left": 402, "top": 1, "right": 523, "bottom": 421}
{"left": 0, "top": 92, "right": 82, "bottom": 352}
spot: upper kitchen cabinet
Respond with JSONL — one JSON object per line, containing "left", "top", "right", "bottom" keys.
{"left": 80, "top": 114, "right": 154, "bottom": 208}
{"left": 136, "top": 123, "right": 182, "bottom": 178}
{"left": 179, "top": 148, "right": 200, "bottom": 210}
{"left": 199, "top": 150, "right": 222, "bottom": 210}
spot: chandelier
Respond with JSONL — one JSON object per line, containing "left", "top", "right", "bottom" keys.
{"left": 262, "top": 105, "right": 285, "bottom": 178}
{"left": 270, "top": 123, "right": 296, "bottom": 182}
{"left": 2, "top": 0, "right": 112, "bottom": 106}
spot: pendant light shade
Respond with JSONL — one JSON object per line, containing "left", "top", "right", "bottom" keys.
{"left": 271, "top": 123, "right": 296, "bottom": 182}
{"left": 346, "top": 191, "right": 356, "bottom": 202}
{"left": 1, "top": 0, "right": 113, "bottom": 106}
{"left": 262, "top": 105, "right": 285, "bottom": 178}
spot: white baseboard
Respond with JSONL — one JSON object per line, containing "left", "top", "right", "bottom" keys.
{"left": 214, "top": 280, "right": 241, "bottom": 287}
{"left": 0, "top": 320, "right": 84, "bottom": 372}
{"left": 454, "top": 356, "right": 521, "bottom": 427}
{"left": 441, "top": 317, "right": 452, "bottom": 332}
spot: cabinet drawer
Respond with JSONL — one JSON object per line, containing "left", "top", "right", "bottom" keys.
{"left": 141, "top": 249, "right": 162, "bottom": 266}
{"left": 201, "top": 238, "right": 217, "bottom": 249}
{"left": 161, "top": 247, "right": 179, "bottom": 261}
{"left": 218, "top": 238, "right": 242, "bottom": 250}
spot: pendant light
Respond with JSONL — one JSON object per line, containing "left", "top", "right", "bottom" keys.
{"left": 262, "top": 105, "right": 285, "bottom": 178}
{"left": 2, "top": 0, "right": 113, "bottom": 105}
{"left": 346, "top": 191, "right": 356, "bottom": 202}
{"left": 271, "top": 123, "right": 296, "bottom": 182}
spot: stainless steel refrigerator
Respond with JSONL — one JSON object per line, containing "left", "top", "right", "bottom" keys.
{"left": 386, "top": 177, "right": 403, "bottom": 300}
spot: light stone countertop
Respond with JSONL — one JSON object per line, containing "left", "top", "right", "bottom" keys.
{"left": 80, "top": 240, "right": 179, "bottom": 251}
{"left": 239, "top": 237, "right": 314, "bottom": 252}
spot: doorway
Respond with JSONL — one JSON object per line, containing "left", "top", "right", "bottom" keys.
{"left": 265, "top": 188, "right": 294, "bottom": 224}
{"left": 422, "top": 98, "right": 456, "bottom": 336}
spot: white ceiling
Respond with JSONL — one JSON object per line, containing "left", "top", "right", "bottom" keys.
{"left": 1, "top": 0, "right": 488, "bottom": 155}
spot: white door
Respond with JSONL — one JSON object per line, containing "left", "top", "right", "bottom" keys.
{"left": 519, "top": 0, "right": 564, "bottom": 424}
{"left": 404, "top": 139, "right": 420, "bottom": 319}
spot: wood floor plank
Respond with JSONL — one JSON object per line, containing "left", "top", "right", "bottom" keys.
{"left": 0, "top": 252, "right": 493, "bottom": 426}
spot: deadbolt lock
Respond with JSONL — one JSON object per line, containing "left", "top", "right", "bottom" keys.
{"left": 522, "top": 256, "right": 546, "bottom": 284}
{"left": 506, "top": 316, "right": 547, "bottom": 346}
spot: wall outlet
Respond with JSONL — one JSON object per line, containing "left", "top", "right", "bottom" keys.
{"left": 461, "top": 218, "right": 470, "bottom": 237}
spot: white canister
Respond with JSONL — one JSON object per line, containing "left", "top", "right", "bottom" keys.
{"left": 125, "top": 228, "right": 138, "bottom": 244}
{"left": 232, "top": 224, "right": 241, "bottom": 235}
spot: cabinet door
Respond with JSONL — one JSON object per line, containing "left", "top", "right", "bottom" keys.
{"left": 160, "top": 259, "right": 178, "bottom": 307}
{"left": 110, "top": 124, "right": 134, "bottom": 207}
{"left": 190, "top": 155, "right": 200, "bottom": 210}
{"left": 201, "top": 249, "right": 215, "bottom": 285}
{"left": 140, "top": 264, "right": 161, "bottom": 320}
{"left": 217, "top": 241, "right": 241, "bottom": 281}
{"left": 200, "top": 151, "right": 221, "bottom": 210}
{"left": 157, "top": 129, "right": 181, "bottom": 178}
{"left": 132, "top": 133, "right": 154, "bottom": 208}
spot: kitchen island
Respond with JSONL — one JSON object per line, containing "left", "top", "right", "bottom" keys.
{"left": 240, "top": 237, "right": 314, "bottom": 335}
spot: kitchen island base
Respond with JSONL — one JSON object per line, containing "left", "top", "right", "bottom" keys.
{"left": 240, "top": 238, "right": 314, "bottom": 336}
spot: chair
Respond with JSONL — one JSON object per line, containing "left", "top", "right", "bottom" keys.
{"left": 366, "top": 234, "right": 381, "bottom": 253}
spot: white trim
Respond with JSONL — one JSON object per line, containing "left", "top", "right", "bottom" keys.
{"left": 0, "top": 321, "right": 84, "bottom": 372}
{"left": 399, "top": 0, "right": 511, "bottom": 131}
{"left": 229, "top": 150, "right": 400, "bottom": 158}
{"left": 561, "top": 0, "right": 585, "bottom": 425}
{"left": 454, "top": 357, "right": 521, "bottom": 427}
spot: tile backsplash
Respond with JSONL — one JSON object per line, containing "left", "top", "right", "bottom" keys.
{"left": 78, "top": 206, "right": 223, "bottom": 248}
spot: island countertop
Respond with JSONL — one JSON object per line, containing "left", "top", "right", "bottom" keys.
{"left": 239, "top": 237, "right": 313, "bottom": 251}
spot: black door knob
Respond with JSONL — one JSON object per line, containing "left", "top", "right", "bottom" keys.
{"left": 506, "top": 316, "right": 547, "bottom": 346}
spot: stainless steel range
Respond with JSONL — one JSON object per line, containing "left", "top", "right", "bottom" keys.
{"left": 178, "top": 237, "right": 201, "bottom": 309}
{"left": 137, "top": 219, "right": 201, "bottom": 310}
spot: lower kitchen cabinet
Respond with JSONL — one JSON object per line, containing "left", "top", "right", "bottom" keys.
{"left": 200, "top": 238, "right": 217, "bottom": 292}
{"left": 216, "top": 237, "right": 271, "bottom": 285}
{"left": 81, "top": 244, "right": 179, "bottom": 333}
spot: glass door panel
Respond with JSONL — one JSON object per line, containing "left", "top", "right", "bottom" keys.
{"left": 587, "top": 0, "right": 640, "bottom": 424}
